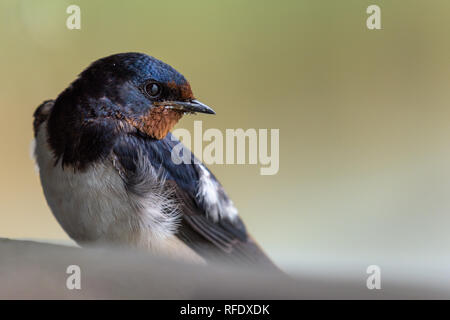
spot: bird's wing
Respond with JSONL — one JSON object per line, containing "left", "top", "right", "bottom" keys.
{"left": 112, "top": 132, "right": 277, "bottom": 269}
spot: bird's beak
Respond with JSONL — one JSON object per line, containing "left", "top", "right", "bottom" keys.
{"left": 159, "top": 100, "right": 216, "bottom": 115}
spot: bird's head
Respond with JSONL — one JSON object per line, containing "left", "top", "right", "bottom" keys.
{"left": 54, "top": 52, "right": 214, "bottom": 140}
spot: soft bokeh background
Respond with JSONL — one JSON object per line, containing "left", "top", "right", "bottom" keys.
{"left": 1, "top": 0, "right": 450, "bottom": 272}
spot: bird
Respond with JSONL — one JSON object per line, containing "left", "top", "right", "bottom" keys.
{"left": 33, "top": 52, "right": 277, "bottom": 269}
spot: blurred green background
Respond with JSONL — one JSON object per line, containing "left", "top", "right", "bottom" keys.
{"left": 1, "top": 0, "right": 450, "bottom": 269}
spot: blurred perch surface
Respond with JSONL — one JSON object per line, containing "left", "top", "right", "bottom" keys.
{"left": 0, "top": 238, "right": 449, "bottom": 299}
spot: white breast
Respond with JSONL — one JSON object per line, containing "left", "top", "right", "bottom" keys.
{"left": 34, "top": 122, "right": 177, "bottom": 248}
{"left": 34, "top": 121, "right": 208, "bottom": 263}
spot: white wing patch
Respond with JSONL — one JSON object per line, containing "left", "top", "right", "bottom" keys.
{"left": 196, "top": 165, "right": 238, "bottom": 222}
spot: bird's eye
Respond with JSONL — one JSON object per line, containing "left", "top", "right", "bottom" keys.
{"left": 144, "top": 82, "right": 162, "bottom": 98}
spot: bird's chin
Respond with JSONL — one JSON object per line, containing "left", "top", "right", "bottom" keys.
{"left": 125, "top": 106, "right": 183, "bottom": 140}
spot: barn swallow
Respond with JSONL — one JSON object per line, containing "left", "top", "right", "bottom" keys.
{"left": 33, "top": 52, "right": 277, "bottom": 269}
